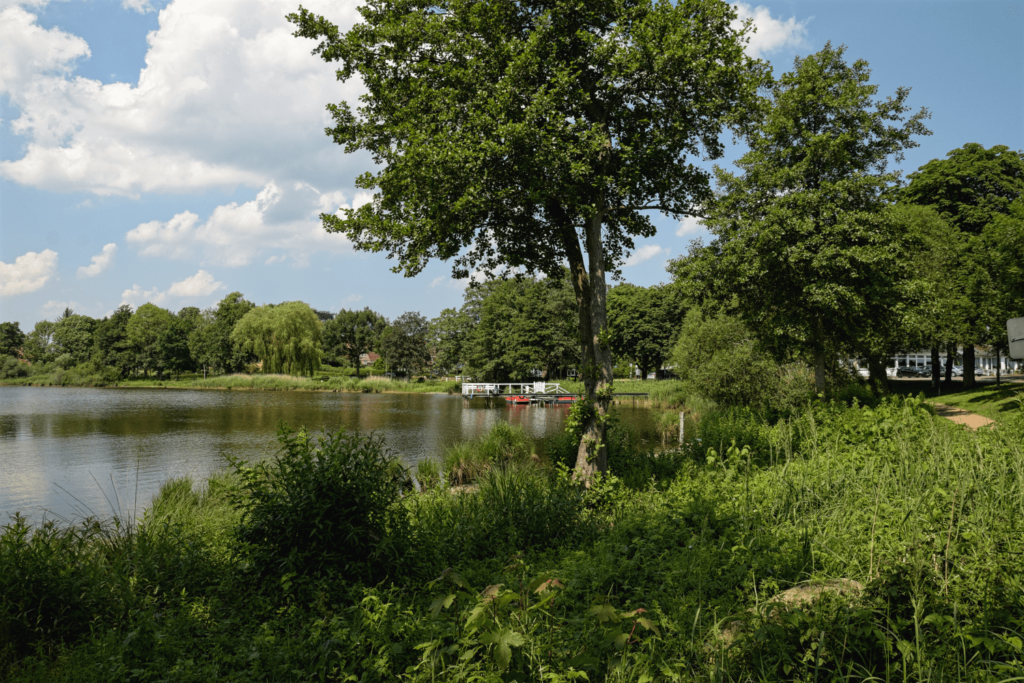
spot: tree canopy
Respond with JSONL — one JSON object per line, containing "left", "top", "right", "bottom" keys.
{"left": 904, "top": 144, "right": 1024, "bottom": 236}
{"left": 289, "top": 0, "right": 766, "bottom": 479}
{"left": 672, "top": 43, "right": 930, "bottom": 392}
{"left": 231, "top": 302, "right": 324, "bottom": 377}
{"left": 379, "top": 312, "right": 430, "bottom": 381}
{"left": 467, "top": 274, "right": 578, "bottom": 381}
{"left": 323, "top": 308, "right": 388, "bottom": 378}
{"left": 607, "top": 284, "right": 683, "bottom": 380}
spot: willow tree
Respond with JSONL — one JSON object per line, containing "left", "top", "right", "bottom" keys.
{"left": 289, "top": 0, "right": 765, "bottom": 481}
{"left": 231, "top": 302, "right": 323, "bottom": 377}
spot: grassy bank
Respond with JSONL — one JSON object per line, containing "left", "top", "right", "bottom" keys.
{"left": 887, "top": 377, "right": 1024, "bottom": 424}
{"left": 0, "top": 370, "right": 462, "bottom": 394}
{"left": 3, "top": 397, "right": 1023, "bottom": 681}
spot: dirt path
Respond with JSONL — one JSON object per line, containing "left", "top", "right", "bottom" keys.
{"left": 932, "top": 404, "right": 995, "bottom": 429}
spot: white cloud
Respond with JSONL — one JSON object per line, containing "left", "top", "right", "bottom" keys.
{"left": 343, "top": 294, "right": 362, "bottom": 304}
{"left": 77, "top": 242, "right": 117, "bottom": 278}
{"left": 733, "top": 3, "right": 810, "bottom": 59}
{"left": 41, "top": 299, "right": 77, "bottom": 315}
{"left": 0, "top": 0, "right": 365, "bottom": 196}
{"left": 676, "top": 216, "right": 705, "bottom": 238}
{"left": 121, "top": 0, "right": 155, "bottom": 13}
{"left": 121, "top": 269, "right": 224, "bottom": 307}
{"left": 121, "top": 283, "right": 165, "bottom": 307}
{"left": 0, "top": 249, "right": 58, "bottom": 295}
{"left": 166, "top": 269, "right": 224, "bottom": 297}
{"left": 126, "top": 181, "right": 356, "bottom": 266}
{"left": 624, "top": 244, "right": 667, "bottom": 267}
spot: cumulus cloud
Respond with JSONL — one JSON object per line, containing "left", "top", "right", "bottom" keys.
{"left": 126, "top": 181, "right": 355, "bottom": 266}
{"left": 0, "top": 249, "right": 58, "bottom": 295}
{"left": 734, "top": 3, "right": 810, "bottom": 59}
{"left": 624, "top": 244, "right": 668, "bottom": 267}
{"left": 166, "top": 269, "right": 224, "bottom": 297}
{"left": 676, "top": 216, "right": 705, "bottom": 238}
{"left": 121, "top": 269, "right": 224, "bottom": 307}
{"left": 77, "top": 243, "right": 117, "bottom": 278}
{"left": 0, "top": 0, "right": 365, "bottom": 196}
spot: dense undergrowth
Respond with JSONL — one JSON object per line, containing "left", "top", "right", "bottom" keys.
{"left": 2, "top": 397, "right": 1023, "bottom": 682}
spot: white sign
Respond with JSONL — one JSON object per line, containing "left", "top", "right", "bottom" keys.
{"left": 1009, "top": 317, "right": 1024, "bottom": 360}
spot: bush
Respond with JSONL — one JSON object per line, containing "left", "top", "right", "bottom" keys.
{"left": 0, "top": 355, "right": 28, "bottom": 379}
{"left": 227, "top": 424, "right": 412, "bottom": 586}
{"left": 671, "top": 309, "right": 814, "bottom": 412}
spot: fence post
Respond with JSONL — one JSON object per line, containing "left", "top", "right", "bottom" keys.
{"left": 678, "top": 411, "right": 685, "bottom": 446}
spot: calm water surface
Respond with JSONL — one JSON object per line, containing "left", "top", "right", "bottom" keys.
{"left": 1, "top": 386, "right": 658, "bottom": 523}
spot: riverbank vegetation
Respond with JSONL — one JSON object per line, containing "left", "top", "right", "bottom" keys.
{"left": 3, "top": 396, "right": 1022, "bottom": 681}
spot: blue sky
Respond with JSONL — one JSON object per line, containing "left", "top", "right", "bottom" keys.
{"left": 1, "top": 0, "right": 1022, "bottom": 329}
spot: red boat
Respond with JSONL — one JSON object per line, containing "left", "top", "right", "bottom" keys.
{"left": 505, "top": 395, "right": 532, "bottom": 404}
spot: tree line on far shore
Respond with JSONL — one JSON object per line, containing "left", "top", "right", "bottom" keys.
{"left": 0, "top": 272, "right": 680, "bottom": 384}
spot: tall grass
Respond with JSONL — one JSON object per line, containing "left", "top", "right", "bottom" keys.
{"left": 436, "top": 421, "right": 536, "bottom": 486}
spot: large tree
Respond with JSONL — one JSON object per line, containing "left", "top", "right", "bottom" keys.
{"left": 322, "top": 307, "right": 388, "bottom": 377}
{"left": 468, "top": 274, "right": 579, "bottom": 381}
{"left": 289, "top": 0, "right": 765, "bottom": 479}
{"left": 53, "top": 314, "right": 98, "bottom": 368}
{"left": 93, "top": 305, "right": 135, "bottom": 377}
{"left": 187, "top": 292, "right": 257, "bottom": 376}
{"left": 430, "top": 307, "right": 474, "bottom": 377}
{"left": 903, "top": 144, "right": 1024, "bottom": 387}
{"left": 607, "top": 283, "right": 684, "bottom": 380}
{"left": 673, "top": 43, "right": 930, "bottom": 393}
{"left": 378, "top": 312, "right": 431, "bottom": 381}
{"left": 23, "top": 321, "right": 57, "bottom": 364}
{"left": 127, "top": 304, "right": 174, "bottom": 378}
{"left": 0, "top": 322, "right": 25, "bottom": 358}
{"left": 231, "top": 302, "right": 324, "bottom": 377}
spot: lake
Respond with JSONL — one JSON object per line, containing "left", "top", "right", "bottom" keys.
{"left": 0, "top": 386, "right": 661, "bottom": 524}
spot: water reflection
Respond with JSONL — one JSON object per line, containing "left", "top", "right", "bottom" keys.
{"left": 0, "top": 386, "right": 660, "bottom": 524}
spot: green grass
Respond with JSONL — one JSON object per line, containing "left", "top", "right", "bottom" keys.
{"left": 887, "top": 377, "right": 1024, "bottom": 423}
{"left": 1, "top": 370, "right": 462, "bottom": 395}
{"left": 3, "top": 398, "right": 1023, "bottom": 681}
{"left": 434, "top": 421, "right": 536, "bottom": 486}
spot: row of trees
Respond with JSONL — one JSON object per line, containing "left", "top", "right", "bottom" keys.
{"left": 0, "top": 271, "right": 688, "bottom": 384}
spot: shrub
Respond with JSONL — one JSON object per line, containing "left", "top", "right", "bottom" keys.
{"left": 227, "top": 424, "right": 412, "bottom": 586}
{"left": 0, "top": 355, "right": 28, "bottom": 379}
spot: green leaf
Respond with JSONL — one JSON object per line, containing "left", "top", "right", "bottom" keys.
{"left": 480, "top": 628, "right": 525, "bottom": 670}
{"left": 429, "top": 593, "right": 456, "bottom": 619}
{"left": 637, "top": 617, "right": 661, "bottom": 636}
{"left": 588, "top": 604, "right": 620, "bottom": 623}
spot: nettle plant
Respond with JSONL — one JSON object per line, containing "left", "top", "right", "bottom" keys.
{"left": 417, "top": 557, "right": 664, "bottom": 679}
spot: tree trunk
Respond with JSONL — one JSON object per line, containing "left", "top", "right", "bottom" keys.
{"left": 930, "top": 346, "right": 941, "bottom": 392}
{"left": 963, "top": 344, "right": 976, "bottom": 389}
{"left": 944, "top": 344, "right": 954, "bottom": 385}
{"left": 868, "top": 354, "right": 889, "bottom": 395}
{"left": 560, "top": 211, "right": 611, "bottom": 485}
{"left": 996, "top": 348, "right": 1001, "bottom": 387}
